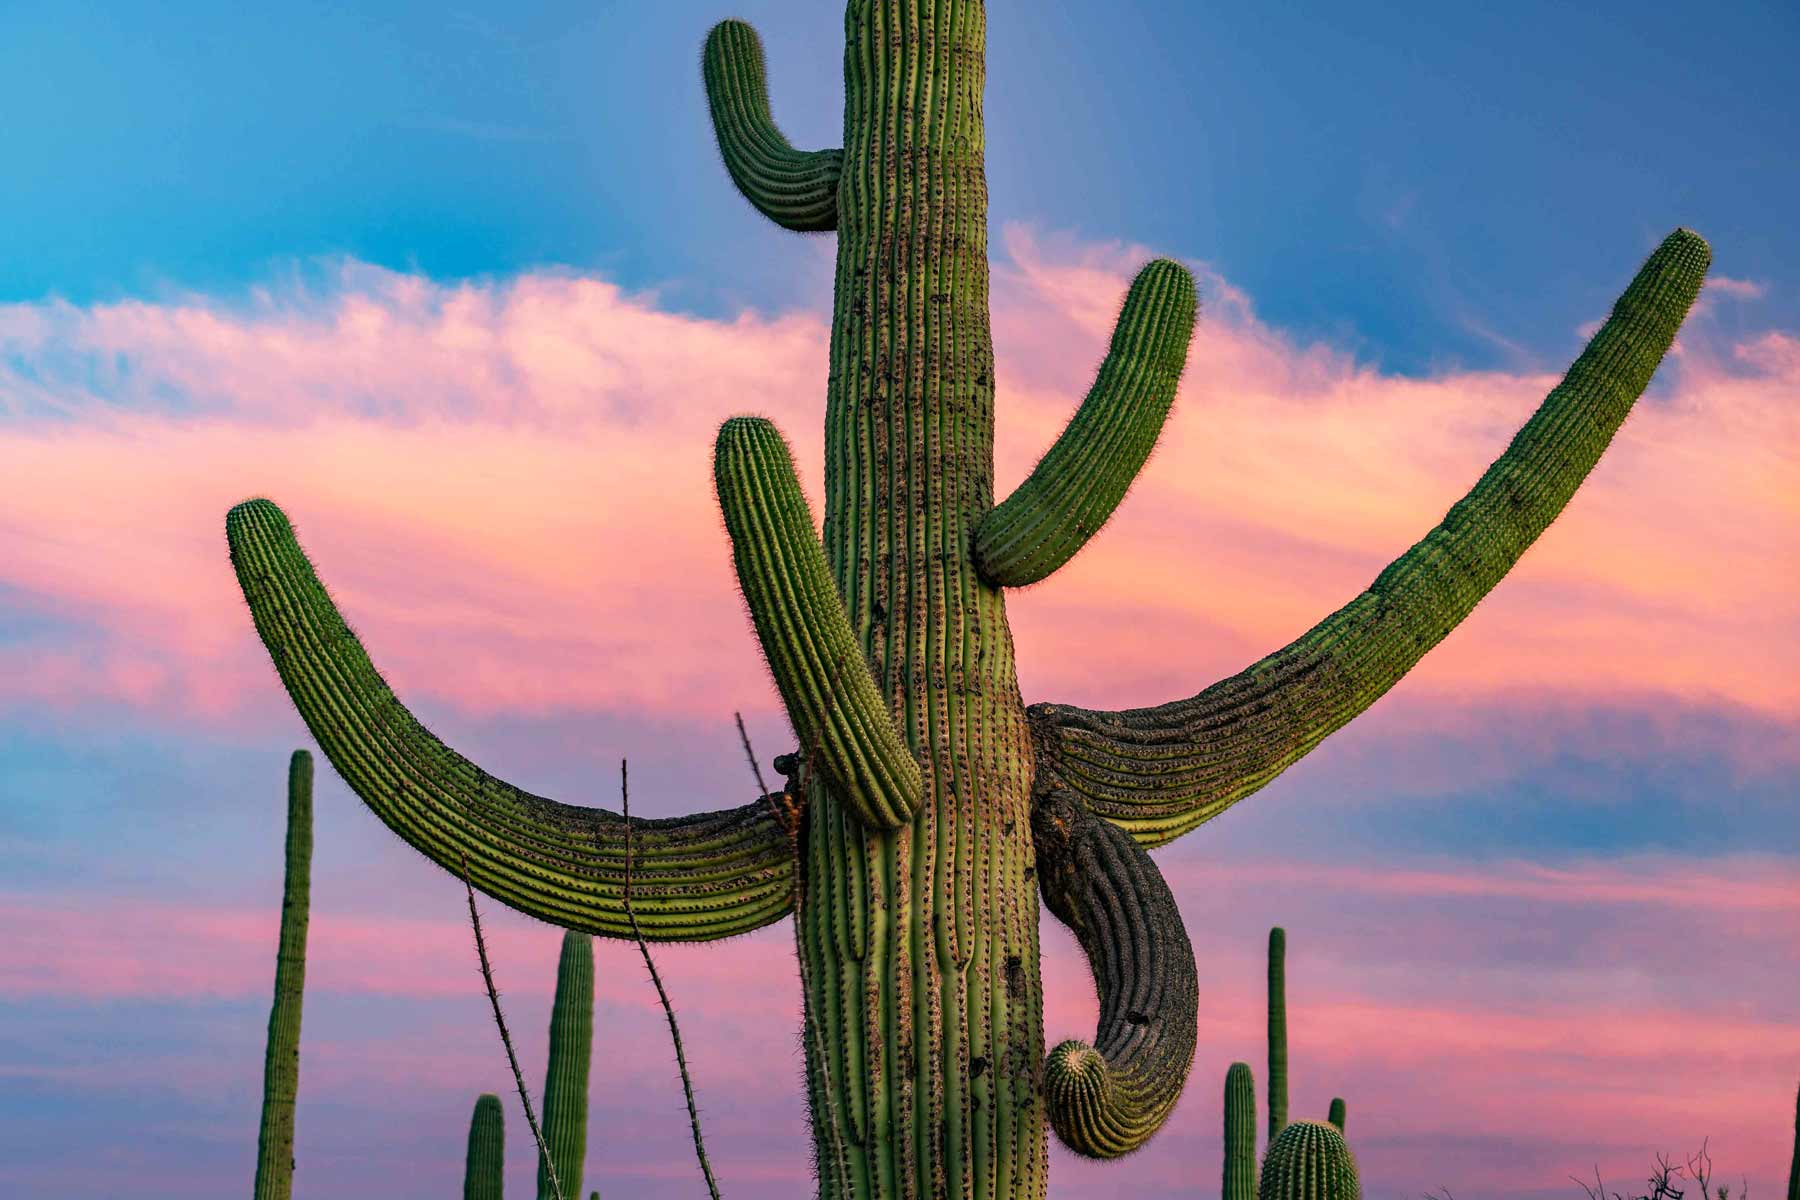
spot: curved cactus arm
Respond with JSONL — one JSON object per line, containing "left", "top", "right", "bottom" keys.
{"left": 974, "top": 259, "right": 1197, "bottom": 587}
{"left": 714, "top": 417, "right": 922, "bottom": 830}
{"left": 1032, "top": 790, "right": 1197, "bottom": 1159}
{"left": 1029, "top": 229, "right": 1711, "bottom": 848}
{"left": 702, "top": 20, "right": 842, "bottom": 233}
{"left": 226, "top": 499, "right": 796, "bottom": 941}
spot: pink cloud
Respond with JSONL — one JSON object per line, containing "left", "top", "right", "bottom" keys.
{"left": 1, "top": 227, "right": 1791, "bottom": 743}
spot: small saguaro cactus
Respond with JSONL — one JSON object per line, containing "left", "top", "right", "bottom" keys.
{"left": 1224, "top": 1062, "right": 1258, "bottom": 1200}
{"left": 1327, "top": 1097, "right": 1346, "bottom": 1134}
{"left": 1268, "top": 928, "right": 1288, "bottom": 1142}
{"left": 539, "top": 932, "right": 595, "bottom": 1200}
{"left": 465, "top": 1094, "right": 505, "bottom": 1200}
{"left": 1259, "top": 1120, "right": 1361, "bottom": 1200}
{"left": 222, "top": 3, "right": 1712, "bottom": 1195}
{"left": 252, "top": 750, "right": 312, "bottom": 1200}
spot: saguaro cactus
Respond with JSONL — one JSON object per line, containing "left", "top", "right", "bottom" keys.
{"left": 252, "top": 750, "right": 312, "bottom": 1200}
{"left": 1224, "top": 1062, "right": 1258, "bottom": 1200}
{"left": 1327, "top": 1097, "right": 1346, "bottom": 1134}
{"left": 1268, "top": 927, "right": 1288, "bottom": 1142}
{"left": 222, "top": 3, "right": 1711, "bottom": 1195}
{"left": 1787, "top": 1078, "right": 1799, "bottom": 1200}
{"left": 1259, "top": 1120, "right": 1361, "bottom": 1200}
{"left": 465, "top": 1094, "right": 504, "bottom": 1200}
{"left": 539, "top": 932, "right": 594, "bottom": 1200}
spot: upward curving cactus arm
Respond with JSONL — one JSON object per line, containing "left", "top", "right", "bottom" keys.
{"left": 226, "top": 499, "right": 795, "bottom": 941}
{"left": 702, "top": 20, "right": 842, "bottom": 233}
{"left": 1030, "top": 229, "right": 1712, "bottom": 847}
{"left": 973, "top": 259, "right": 1197, "bottom": 587}
{"left": 713, "top": 417, "right": 922, "bottom": 830}
{"left": 1033, "top": 790, "right": 1197, "bottom": 1159}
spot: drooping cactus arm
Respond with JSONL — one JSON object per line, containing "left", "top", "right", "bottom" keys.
{"left": 714, "top": 417, "right": 922, "bottom": 830}
{"left": 702, "top": 20, "right": 842, "bottom": 233}
{"left": 1030, "top": 229, "right": 1712, "bottom": 848}
{"left": 973, "top": 259, "right": 1197, "bottom": 587}
{"left": 226, "top": 499, "right": 795, "bottom": 942}
{"left": 1033, "top": 790, "right": 1198, "bottom": 1159}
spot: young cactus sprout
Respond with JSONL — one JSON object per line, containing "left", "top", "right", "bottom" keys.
{"left": 223, "top": 4, "right": 1712, "bottom": 1195}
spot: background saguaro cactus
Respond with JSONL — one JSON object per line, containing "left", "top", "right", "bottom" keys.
{"left": 465, "top": 1094, "right": 504, "bottom": 1200}
{"left": 1259, "top": 1120, "right": 1361, "bottom": 1200}
{"left": 252, "top": 750, "right": 311, "bottom": 1200}
{"left": 1224, "top": 1062, "right": 1258, "bottom": 1200}
{"left": 1268, "top": 927, "right": 1288, "bottom": 1142}
{"left": 222, "top": 2, "right": 1711, "bottom": 1195}
{"left": 538, "top": 932, "right": 594, "bottom": 1200}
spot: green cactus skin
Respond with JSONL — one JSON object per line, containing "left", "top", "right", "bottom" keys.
{"left": 1268, "top": 927, "right": 1287, "bottom": 1142}
{"left": 220, "top": 3, "right": 1712, "bottom": 1194}
{"left": 1223, "top": 1062, "right": 1257, "bottom": 1200}
{"left": 1258, "top": 1120, "right": 1361, "bottom": 1200}
{"left": 1033, "top": 792, "right": 1197, "bottom": 1158}
{"left": 1326, "top": 1097, "right": 1345, "bottom": 1134}
{"left": 252, "top": 751, "right": 312, "bottom": 1200}
{"left": 464, "top": 1094, "right": 504, "bottom": 1200}
{"left": 702, "top": 19, "right": 842, "bottom": 232}
{"left": 714, "top": 416, "right": 922, "bottom": 829}
{"left": 1787, "top": 1078, "right": 1799, "bottom": 1200}
{"left": 538, "top": 932, "right": 594, "bottom": 1200}
{"left": 973, "top": 258, "right": 1196, "bottom": 588}
{"left": 1029, "top": 228, "right": 1712, "bottom": 848}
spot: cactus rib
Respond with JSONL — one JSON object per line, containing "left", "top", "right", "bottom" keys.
{"left": 252, "top": 750, "right": 312, "bottom": 1200}
{"left": 1034, "top": 791, "right": 1197, "bottom": 1158}
{"left": 1223, "top": 1062, "right": 1257, "bottom": 1200}
{"left": 702, "top": 20, "right": 842, "bottom": 232}
{"left": 463, "top": 1094, "right": 504, "bottom": 1200}
{"left": 973, "top": 258, "right": 1197, "bottom": 587}
{"left": 713, "top": 416, "right": 922, "bottom": 829}
{"left": 538, "top": 932, "right": 594, "bottom": 1200}
{"left": 1259, "top": 1119, "right": 1361, "bottom": 1200}
{"left": 1029, "top": 229, "right": 1712, "bottom": 847}
{"left": 225, "top": 499, "right": 795, "bottom": 940}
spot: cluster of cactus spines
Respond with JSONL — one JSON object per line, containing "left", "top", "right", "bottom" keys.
{"left": 1028, "top": 228, "right": 1713, "bottom": 849}
{"left": 223, "top": 0, "right": 1712, "bottom": 1192}
{"left": 713, "top": 416, "right": 921, "bottom": 829}
{"left": 538, "top": 932, "right": 595, "bottom": 1200}
{"left": 1258, "top": 1120, "right": 1361, "bottom": 1200}
{"left": 1268, "top": 927, "right": 1288, "bottom": 1142}
{"left": 701, "top": 20, "right": 841, "bottom": 232}
{"left": 1223, "top": 1062, "right": 1258, "bottom": 1200}
{"left": 252, "top": 750, "right": 312, "bottom": 1200}
{"left": 1033, "top": 791, "right": 1198, "bottom": 1157}
{"left": 464, "top": 1094, "right": 505, "bottom": 1200}
{"left": 972, "top": 259, "right": 1197, "bottom": 587}
{"left": 1326, "top": 1097, "right": 1345, "bottom": 1134}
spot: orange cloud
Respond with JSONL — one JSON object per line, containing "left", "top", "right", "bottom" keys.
{"left": 0, "top": 228, "right": 1793, "bottom": 739}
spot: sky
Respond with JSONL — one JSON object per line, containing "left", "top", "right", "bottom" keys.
{"left": 0, "top": 1, "right": 1796, "bottom": 1198}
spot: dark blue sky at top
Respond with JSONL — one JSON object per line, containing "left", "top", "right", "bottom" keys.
{"left": 2, "top": 0, "right": 1795, "bottom": 376}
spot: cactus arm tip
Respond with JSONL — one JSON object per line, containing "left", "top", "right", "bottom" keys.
{"left": 702, "top": 19, "right": 842, "bottom": 233}
{"left": 1029, "top": 228, "right": 1711, "bottom": 848}
{"left": 974, "top": 258, "right": 1197, "bottom": 587}
{"left": 225, "top": 497, "right": 796, "bottom": 941}
{"left": 1034, "top": 790, "right": 1197, "bottom": 1158}
{"left": 712, "top": 416, "right": 923, "bottom": 831}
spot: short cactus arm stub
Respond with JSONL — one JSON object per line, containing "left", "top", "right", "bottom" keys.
{"left": 974, "top": 259, "right": 1197, "bottom": 587}
{"left": 226, "top": 499, "right": 796, "bottom": 941}
{"left": 1031, "top": 229, "right": 1711, "bottom": 847}
{"left": 702, "top": 20, "right": 842, "bottom": 233}
{"left": 1033, "top": 790, "right": 1198, "bottom": 1159}
{"left": 714, "top": 416, "right": 922, "bottom": 830}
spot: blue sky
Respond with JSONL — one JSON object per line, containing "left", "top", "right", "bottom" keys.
{"left": 1, "top": 3, "right": 1796, "bottom": 1198}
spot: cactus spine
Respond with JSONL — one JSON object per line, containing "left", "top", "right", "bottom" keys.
{"left": 538, "top": 932, "right": 594, "bottom": 1200}
{"left": 223, "top": 2, "right": 1712, "bottom": 1194}
{"left": 252, "top": 750, "right": 312, "bottom": 1200}
{"left": 1327, "top": 1097, "right": 1345, "bottom": 1133}
{"left": 1224, "top": 1062, "right": 1258, "bottom": 1200}
{"left": 465, "top": 1094, "right": 505, "bottom": 1200}
{"left": 1259, "top": 1120, "right": 1360, "bottom": 1200}
{"left": 1268, "top": 927, "right": 1288, "bottom": 1142}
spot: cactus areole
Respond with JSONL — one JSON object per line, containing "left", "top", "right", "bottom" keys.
{"left": 223, "top": 5, "right": 1711, "bottom": 1197}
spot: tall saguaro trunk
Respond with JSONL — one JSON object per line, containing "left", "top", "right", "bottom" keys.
{"left": 800, "top": 4, "right": 1044, "bottom": 1196}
